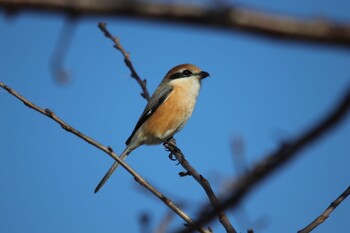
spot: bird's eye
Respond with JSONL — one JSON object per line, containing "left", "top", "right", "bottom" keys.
{"left": 182, "top": 70, "right": 192, "bottom": 77}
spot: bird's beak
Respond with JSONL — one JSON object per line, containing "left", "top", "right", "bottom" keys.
{"left": 199, "top": 71, "right": 210, "bottom": 80}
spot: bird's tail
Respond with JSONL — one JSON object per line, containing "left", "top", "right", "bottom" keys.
{"left": 94, "top": 147, "right": 130, "bottom": 193}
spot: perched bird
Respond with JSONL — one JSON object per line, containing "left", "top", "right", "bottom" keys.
{"left": 94, "top": 64, "right": 209, "bottom": 193}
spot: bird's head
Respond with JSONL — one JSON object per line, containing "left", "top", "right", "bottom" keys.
{"left": 163, "top": 64, "right": 209, "bottom": 85}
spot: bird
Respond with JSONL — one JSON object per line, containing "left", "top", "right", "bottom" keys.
{"left": 94, "top": 64, "right": 209, "bottom": 193}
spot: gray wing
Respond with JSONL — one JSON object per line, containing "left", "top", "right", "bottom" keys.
{"left": 125, "top": 84, "right": 173, "bottom": 145}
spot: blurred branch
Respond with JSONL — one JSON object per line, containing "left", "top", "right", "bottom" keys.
{"left": 1, "top": 0, "right": 350, "bottom": 48}
{"left": 298, "top": 186, "right": 350, "bottom": 233}
{"left": 231, "top": 137, "right": 247, "bottom": 176}
{"left": 154, "top": 210, "right": 176, "bottom": 233}
{"left": 99, "top": 22, "right": 236, "bottom": 233}
{"left": 50, "top": 16, "right": 77, "bottom": 84}
{"left": 0, "top": 82, "right": 209, "bottom": 233}
{"left": 139, "top": 211, "right": 152, "bottom": 233}
{"left": 227, "top": 137, "right": 261, "bottom": 232}
{"left": 178, "top": 86, "right": 350, "bottom": 233}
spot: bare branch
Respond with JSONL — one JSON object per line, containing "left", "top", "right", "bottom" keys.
{"left": 178, "top": 86, "right": 350, "bottom": 233}
{"left": 0, "top": 82, "right": 210, "bottom": 233}
{"left": 98, "top": 22, "right": 150, "bottom": 101}
{"left": 1, "top": 1, "right": 350, "bottom": 48}
{"left": 165, "top": 139, "right": 236, "bottom": 233}
{"left": 99, "top": 23, "right": 236, "bottom": 233}
{"left": 298, "top": 186, "right": 350, "bottom": 233}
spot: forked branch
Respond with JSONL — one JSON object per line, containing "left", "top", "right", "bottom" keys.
{"left": 0, "top": 82, "right": 209, "bottom": 233}
{"left": 178, "top": 86, "right": 350, "bottom": 233}
{"left": 98, "top": 22, "right": 236, "bottom": 233}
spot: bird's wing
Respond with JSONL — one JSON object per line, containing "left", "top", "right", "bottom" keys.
{"left": 125, "top": 85, "right": 173, "bottom": 145}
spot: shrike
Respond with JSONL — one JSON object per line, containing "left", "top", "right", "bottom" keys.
{"left": 95, "top": 64, "right": 209, "bottom": 193}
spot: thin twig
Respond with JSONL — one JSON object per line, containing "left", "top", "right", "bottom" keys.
{"left": 98, "top": 22, "right": 150, "bottom": 100}
{"left": 2, "top": 1, "right": 350, "bottom": 48}
{"left": 98, "top": 23, "right": 236, "bottom": 233}
{"left": 165, "top": 139, "right": 237, "bottom": 233}
{"left": 178, "top": 86, "right": 350, "bottom": 233}
{"left": 298, "top": 186, "right": 350, "bottom": 233}
{"left": 0, "top": 82, "right": 209, "bottom": 233}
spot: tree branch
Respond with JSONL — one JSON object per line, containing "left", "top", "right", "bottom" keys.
{"left": 0, "top": 82, "right": 210, "bottom": 233}
{"left": 298, "top": 186, "right": 350, "bottom": 233}
{"left": 99, "top": 22, "right": 236, "bottom": 233}
{"left": 2, "top": 0, "right": 350, "bottom": 48}
{"left": 98, "top": 22, "right": 150, "bottom": 101}
{"left": 177, "top": 86, "right": 350, "bottom": 233}
{"left": 165, "top": 140, "right": 236, "bottom": 233}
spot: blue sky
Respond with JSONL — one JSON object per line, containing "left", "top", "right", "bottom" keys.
{"left": 1, "top": 1, "right": 350, "bottom": 233}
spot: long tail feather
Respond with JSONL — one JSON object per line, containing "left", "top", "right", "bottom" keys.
{"left": 94, "top": 148, "right": 130, "bottom": 193}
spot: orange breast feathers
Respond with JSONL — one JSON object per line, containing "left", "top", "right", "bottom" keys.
{"left": 142, "top": 85, "right": 197, "bottom": 141}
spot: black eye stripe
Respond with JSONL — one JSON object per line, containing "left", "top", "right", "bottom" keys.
{"left": 169, "top": 69, "right": 194, "bottom": 79}
{"left": 169, "top": 73, "right": 183, "bottom": 79}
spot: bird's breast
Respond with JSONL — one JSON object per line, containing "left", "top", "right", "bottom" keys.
{"left": 142, "top": 81, "right": 200, "bottom": 142}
